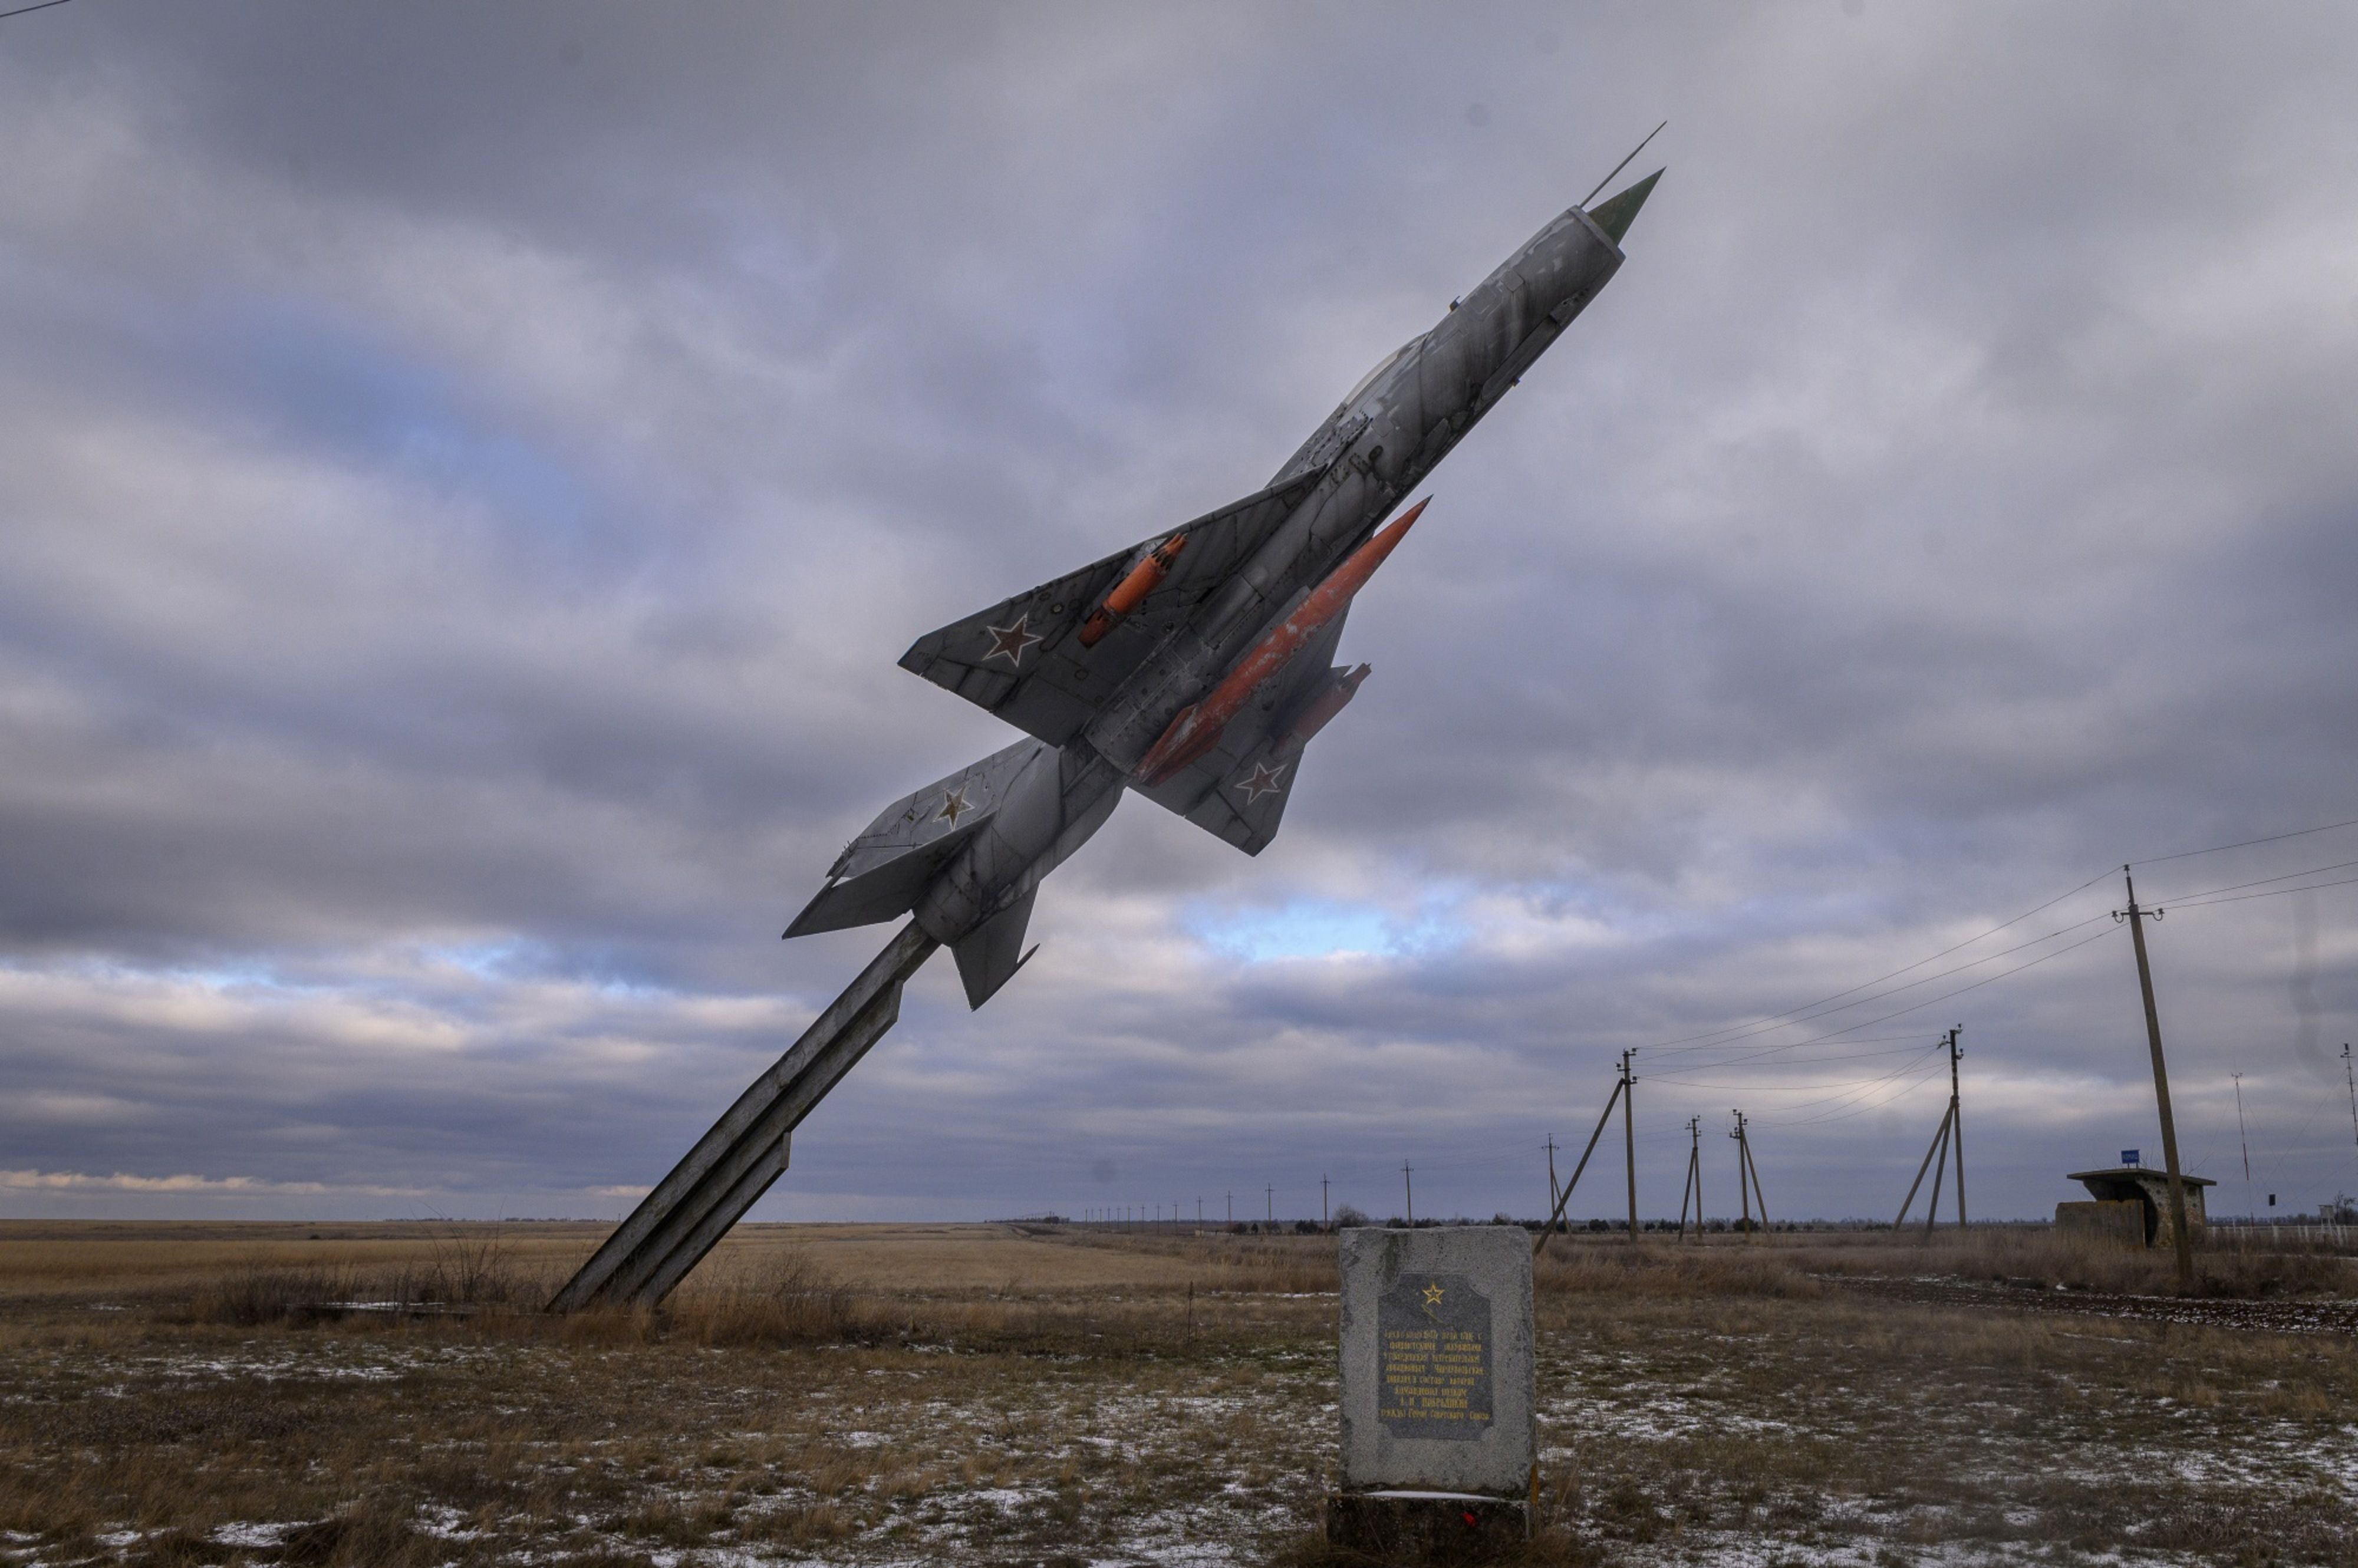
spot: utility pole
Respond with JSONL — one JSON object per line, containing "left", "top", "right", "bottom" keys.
{"left": 1544, "top": 1134, "right": 1559, "bottom": 1221}
{"left": 2343, "top": 1045, "right": 2357, "bottom": 1155}
{"left": 1743, "top": 1116, "right": 1768, "bottom": 1230}
{"left": 2116, "top": 867, "right": 2195, "bottom": 1292}
{"left": 1403, "top": 1162, "right": 1414, "bottom": 1226}
{"left": 1534, "top": 1067, "right": 1629, "bottom": 1254}
{"left": 1266, "top": 1184, "right": 1274, "bottom": 1225}
{"left": 1676, "top": 1116, "right": 1702, "bottom": 1241}
{"left": 1622, "top": 1049, "right": 1639, "bottom": 1242}
{"left": 1197, "top": 1197, "right": 1203, "bottom": 1227}
{"left": 1226, "top": 1190, "right": 1232, "bottom": 1225}
{"left": 1732, "top": 1112, "right": 1752, "bottom": 1238}
{"left": 2234, "top": 1073, "right": 2253, "bottom": 1221}
{"left": 1946, "top": 1027, "right": 1965, "bottom": 1228}
{"left": 1895, "top": 1098, "right": 1953, "bottom": 1233}
{"left": 1896, "top": 1028, "right": 1965, "bottom": 1233}
{"left": 1322, "top": 1174, "right": 1330, "bottom": 1227}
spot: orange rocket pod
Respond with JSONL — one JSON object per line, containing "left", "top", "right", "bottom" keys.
{"left": 1135, "top": 499, "right": 1427, "bottom": 785}
{"left": 1286, "top": 663, "right": 1371, "bottom": 745}
{"left": 1078, "top": 533, "right": 1188, "bottom": 647}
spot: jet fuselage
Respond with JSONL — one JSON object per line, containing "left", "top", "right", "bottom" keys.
{"left": 801, "top": 172, "right": 1660, "bottom": 1004}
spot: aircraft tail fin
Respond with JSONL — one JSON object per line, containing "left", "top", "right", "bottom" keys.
{"left": 952, "top": 889, "right": 1039, "bottom": 1009}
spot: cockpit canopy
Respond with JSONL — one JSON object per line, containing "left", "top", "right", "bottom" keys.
{"left": 1340, "top": 335, "right": 1421, "bottom": 410}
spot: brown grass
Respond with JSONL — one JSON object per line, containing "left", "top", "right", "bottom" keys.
{"left": 2, "top": 1221, "right": 2353, "bottom": 1566}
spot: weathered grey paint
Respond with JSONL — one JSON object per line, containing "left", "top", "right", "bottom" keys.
{"left": 883, "top": 171, "right": 1659, "bottom": 976}
{"left": 556, "top": 174, "right": 1658, "bottom": 1311}
{"left": 549, "top": 919, "right": 938, "bottom": 1311}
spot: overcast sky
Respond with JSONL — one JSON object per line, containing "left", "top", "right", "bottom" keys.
{"left": 5, "top": 1, "right": 2357, "bottom": 1230}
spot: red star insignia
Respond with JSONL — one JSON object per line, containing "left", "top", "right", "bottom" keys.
{"left": 1235, "top": 760, "right": 1289, "bottom": 802}
{"left": 937, "top": 787, "right": 973, "bottom": 826}
{"left": 983, "top": 614, "right": 1043, "bottom": 666}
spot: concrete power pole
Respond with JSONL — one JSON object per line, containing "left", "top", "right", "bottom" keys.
{"left": 1676, "top": 1116, "right": 1702, "bottom": 1241}
{"left": 2117, "top": 867, "right": 2196, "bottom": 1292}
{"left": 1403, "top": 1162, "right": 1414, "bottom": 1226}
{"left": 1622, "top": 1049, "right": 1639, "bottom": 1242}
{"left": 1731, "top": 1112, "right": 1753, "bottom": 1239}
{"left": 1533, "top": 1068, "right": 1628, "bottom": 1254}
{"left": 1946, "top": 1027, "right": 1966, "bottom": 1228}
{"left": 1322, "top": 1174, "right": 1330, "bottom": 1227}
{"left": 2234, "top": 1073, "right": 2254, "bottom": 1221}
{"left": 1266, "top": 1184, "right": 1274, "bottom": 1225}
{"left": 2343, "top": 1044, "right": 2357, "bottom": 1156}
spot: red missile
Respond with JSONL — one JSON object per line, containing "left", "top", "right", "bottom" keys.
{"left": 1136, "top": 498, "right": 1427, "bottom": 786}
{"left": 1285, "top": 662, "right": 1371, "bottom": 747}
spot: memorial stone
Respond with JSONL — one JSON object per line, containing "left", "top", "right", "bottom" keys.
{"left": 1329, "top": 1226, "right": 1534, "bottom": 1550}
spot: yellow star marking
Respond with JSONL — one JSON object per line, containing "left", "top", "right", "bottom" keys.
{"left": 1421, "top": 1281, "right": 1445, "bottom": 1309}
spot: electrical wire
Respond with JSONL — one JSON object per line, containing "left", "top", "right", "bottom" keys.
{"left": 1639, "top": 868, "right": 2117, "bottom": 1056}
{"left": 1632, "top": 809, "right": 2355, "bottom": 1079}
{"left": 1754, "top": 1055, "right": 1955, "bottom": 1128}
{"left": 1642, "top": 1045, "right": 1947, "bottom": 1090}
{"left": 2132, "top": 813, "right": 2358, "bottom": 868}
{"left": 1641, "top": 1039, "right": 1941, "bottom": 1078}
{"left": 2165, "top": 874, "right": 2358, "bottom": 912}
{"left": 2152, "top": 858, "right": 2358, "bottom": 905}
{"left": 1643, "top": 911, "right": 2113, "bottom": 1060}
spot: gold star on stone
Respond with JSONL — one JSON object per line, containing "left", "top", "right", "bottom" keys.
{"left": 982, "top": 614, "right": 1043, "bottom": 666}
{"left": 1422, "top": 1281, "right": 1445, "bottom": 1309}
{"left": 937, "top": 788, "right": 973, "bottom": 826}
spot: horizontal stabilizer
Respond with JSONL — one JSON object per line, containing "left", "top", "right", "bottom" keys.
{"left": 785, "top": 739, "right": 1046, "bottom": 937}
{"left": 897, "top": 465, "right": 1335, "bottom": 746}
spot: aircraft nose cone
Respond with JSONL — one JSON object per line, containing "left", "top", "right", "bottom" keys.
{"left": 1585, "top": 168, "right": 1662, "bottom": 246}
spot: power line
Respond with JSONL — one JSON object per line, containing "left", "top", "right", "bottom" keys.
{"left": 1646, "top": 904, "right": 2115, "bottom": 1059}
{"left": 1645, "top": 1037, "right": 1948, "bottom": 1080}
{"left": 1635, "top": 809, "right": 2357, "bottom": 1076}
{"left": 1654, "top": 913, "right": 2115, "bottom": 1065}
{"left": 2133, "top": 813, "right": 2358, "bottom": 868}
{"left": 0, "top": 0, "right": 75, "bottom": 20}
{"left": 1789, "top": 923, "right": 2120, "bottom": 1045}
{"left": 1763, "top": 1058, "right": 1959, "bottom": 1129}
{"left": 2167, "top": 873, "right": 2358, "bottom": 912}
{"left": 2153, "top": 857, "right": 2358, "bottom": 904}
{"left": 1641, "top": 868, "right": 2116, "bottom": 1056}
{"left": 1740, "top": 1050, "right": 1952, "bottom": 1126}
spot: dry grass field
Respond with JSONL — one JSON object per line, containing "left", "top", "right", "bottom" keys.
{"left": 1, "top": 1220, "right": 2353, "bottom": 1568}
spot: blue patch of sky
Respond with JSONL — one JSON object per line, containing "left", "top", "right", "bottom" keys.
{"left": 1188, "top": 894, "right": 1471, "bottom": 963}
{"left": 418, "top": 940, "right": 526, "bottom": 982}
{"left": 416, "top": 938, "right": 684, "bottom": 1001}
{"left": 168, "top": 958, "right": 322, "bottom": 995}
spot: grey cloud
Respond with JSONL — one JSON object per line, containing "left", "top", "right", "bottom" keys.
{"left": 4, "top": 2, "right": 2357, "bottom": 1227}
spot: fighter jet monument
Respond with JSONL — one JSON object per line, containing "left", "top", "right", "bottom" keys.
{"left": 552, "top": 155, "right": 1662, "bottom": 1311}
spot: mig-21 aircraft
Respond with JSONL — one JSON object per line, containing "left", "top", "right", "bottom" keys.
{"left": 554, "top": 153, "right": 1662, "bottom": 1310}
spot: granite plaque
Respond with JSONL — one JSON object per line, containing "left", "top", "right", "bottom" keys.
{"left": 1376, "top": 1271, "right": 1493, "bottom": 1439}
{"left": 1338, "top": 1226, "right": 1533, "bottom": 1498}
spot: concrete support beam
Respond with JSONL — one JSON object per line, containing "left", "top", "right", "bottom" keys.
{"left": 549, "top": 919, "right": 941, "bottom": 1312}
